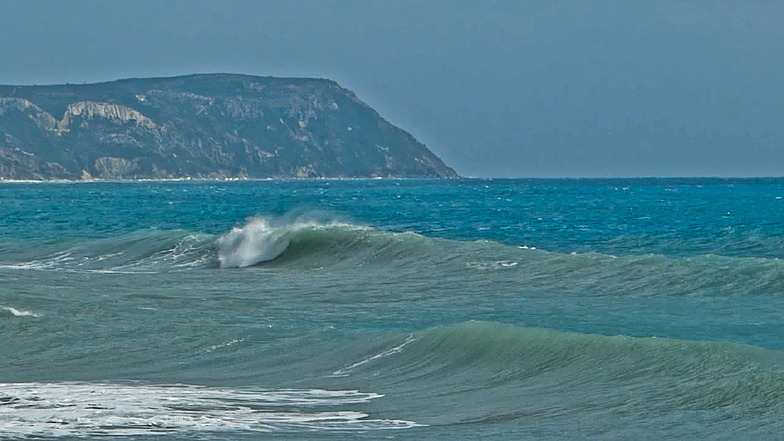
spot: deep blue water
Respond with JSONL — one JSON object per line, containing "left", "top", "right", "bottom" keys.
{"left": 1, "top": 178, "right": 783, "bottom": 439}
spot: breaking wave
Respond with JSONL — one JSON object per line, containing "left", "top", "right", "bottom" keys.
{"left": 2, "top": 215, "right": 784, "bottom": 304}
{"left": 216, "top": 217, "right": 366, "bottom": 268}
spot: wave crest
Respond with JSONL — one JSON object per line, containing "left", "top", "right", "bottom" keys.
{"left": 216, "top": 216, "right": 366, "bottom": 268}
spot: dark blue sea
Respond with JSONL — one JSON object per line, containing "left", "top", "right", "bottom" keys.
{"left": 1, "top": 178, "right": 783, "bottom": 439}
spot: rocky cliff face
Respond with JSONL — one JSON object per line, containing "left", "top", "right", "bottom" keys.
{"left": 0, "top": 74, "right": 458, "bottom": 180}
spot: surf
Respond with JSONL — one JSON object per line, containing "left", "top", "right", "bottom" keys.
{"left": 0, "top": 382, "right": 420, "bottom": 438}
{"left": 216, "top": 216, "right": 367, "bottom": 268}
{"left": 4, "top": 217, "right": 784, "bottom": 298}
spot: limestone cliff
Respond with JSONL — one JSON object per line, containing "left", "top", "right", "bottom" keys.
{"left": 0, "top": 74, "right": 458, "bottom": 180}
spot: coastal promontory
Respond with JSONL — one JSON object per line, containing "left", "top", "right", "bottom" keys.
{"left": 0, "top": 74, "right": 457, "bottom": 180}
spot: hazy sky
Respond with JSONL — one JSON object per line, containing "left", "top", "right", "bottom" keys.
{"left": 1, "top": 0, "right": 782, "bottom": 177}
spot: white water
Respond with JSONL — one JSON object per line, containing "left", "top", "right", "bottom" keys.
{"left": 1, "top": 306, "right": 39, "bottom": 317}
{"left": 332, "top": 334, "right": 417, "bottom": 377}
{"left": 216, "top": 217, "right": 365, "bottom": 268}
{"left": 0, "top": 382, "right": 421, "bottom": 437}
{"left": 217, "top": 218, "right": 291, "bottom": 268}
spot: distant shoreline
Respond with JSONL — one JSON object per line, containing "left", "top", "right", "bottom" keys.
{"left": 2, "top": 176, "right": 783, "bottom": 184}
{"left": 0, "top": 176, "right": 454, "bottom": 184}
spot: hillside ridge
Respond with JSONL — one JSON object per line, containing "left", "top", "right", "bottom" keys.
{"left": 0, "top": 73, "right": 457, "bottom": 180}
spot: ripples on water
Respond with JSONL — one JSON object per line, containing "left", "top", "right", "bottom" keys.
{"left": 1, "top": 179, "right": 783, "bottom": 439}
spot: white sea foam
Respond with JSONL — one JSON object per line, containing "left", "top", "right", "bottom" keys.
{"left": 0, "top": 382, "right": 421, "bottom": 437}
{"left": 206, "top": 338, "right": 245, "bottom": 353}
{"left": 217, "top": 218, "right": 291, "bottom": 268}
{"left": 0, "top": 306, "right": 39, "bottom": 317}
{"left": 0, "top": 251, "right": 74, "bottom": 271}
{"left": 86, "top": 269, "right": 157, "bottom": 274}
{"left": 333, "top": 334, "right": 416, "bottom": 377}
{"left": 466, "top": 260, "right": 519, "bottom": 270}
{"left": 217, "top": 216, "right": 364, "bottom": 268}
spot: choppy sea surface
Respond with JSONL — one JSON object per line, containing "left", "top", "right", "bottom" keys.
{"left": 1, "top": 178, "right": 783, "bottom": 440}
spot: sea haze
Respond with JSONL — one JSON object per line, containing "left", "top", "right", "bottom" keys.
{"left": 1, "top": 178, "right": 783, "bottom": 439}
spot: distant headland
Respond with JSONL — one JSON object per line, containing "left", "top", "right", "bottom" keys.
{"left": 0, "top": 74, "right": 458, "bottom": 180}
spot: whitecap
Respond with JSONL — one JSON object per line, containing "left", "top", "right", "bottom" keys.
{"left": 205, "top": 338, "right": 245, "bottom": 353}
{"left": 466, "top": 260, "right": 520, "bottom": 270}
{"left": 1, "top": 306, "right": 39, "bottom": 317}
{"left": 216, "top": 216, "right": 366, "bottom": 268}
{"left": 217, "top": 218, "right": 291, "bottom": 268}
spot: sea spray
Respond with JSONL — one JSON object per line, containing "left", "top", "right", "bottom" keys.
{"left": 217, "top": 218, "right": 291, "bottom": 268}
{"left": 216, "top": 216, "right": 367, "bottom": 268}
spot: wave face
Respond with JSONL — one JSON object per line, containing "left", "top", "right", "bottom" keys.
{"left": 2, "top": 216, "right": 783, "bottom": 350}
{"left": 3, "top": 323, "right": 781, "bottom": 439}
{"left": 322, "top": 322, "right": 784, "bottom": 435}
{"left": 5, "top": 217, "right": 784, "bottom": 302}
{"left": 0, "top": 229, "right": 217, "bottom": 273}
{"left": 2, "top": 179, "right": 784, "bottom": 439}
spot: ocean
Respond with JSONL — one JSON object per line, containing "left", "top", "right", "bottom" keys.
{"left": 1, "top": 178, "right": 782, "bottom": 439}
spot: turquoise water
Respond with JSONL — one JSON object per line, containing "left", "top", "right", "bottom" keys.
{"left": 1, "top": 179, "right": 783, "bottom": 439}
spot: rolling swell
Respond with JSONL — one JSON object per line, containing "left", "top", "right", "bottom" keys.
{"left": 0, "top": 219, "right": 424, "bottom": 272}
{"left": 214, "top": 216, "right": 469, "bottom": 270}
{"left": 0, "top": 229, "right": 217, "bottom": 272}
{"left": 329, "top": 321, "right": 784, "bottom": 433}
{"left": 210, "top": 217, "right": 784, "bottom": 305}
{"left": 0, "top": 217, "right": 460, "bottom": 272}
{"left": 3, "top": 217, "right": 784, "bottom": 302}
